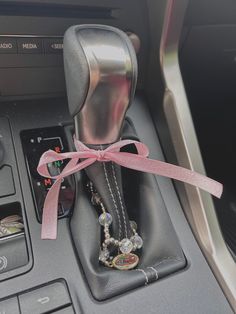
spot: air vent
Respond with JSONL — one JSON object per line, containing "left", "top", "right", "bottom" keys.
{"left": 0, "top": 2, "right": 117, "bottom": 19}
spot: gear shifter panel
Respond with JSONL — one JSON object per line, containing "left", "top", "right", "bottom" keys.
{"left": 21, "top": 126, "right": 75, "bottom": 222}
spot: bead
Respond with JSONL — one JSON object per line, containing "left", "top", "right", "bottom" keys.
{"left": 119, "top": 238, "right": 133, "bottom": 254}
{"left": 99, "top": 213, "right": 112, "bottom": 226}
{"left": 99, "top": 249, "right": 109, "bottom": 261}
{"left": 114, "top": 240, "right": 119, "bottom": 246}
{"left": 130, "top": 220, "right": 137, "bottom": 231}
{"left": 110, "top": 238, "right": 115, "bottom": 244}
{"left": 131, "top": 234, "right": 143, "bottom": 249}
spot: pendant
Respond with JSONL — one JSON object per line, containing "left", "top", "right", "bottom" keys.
{"left": 112, "top": 253, "right": 139, "bottom": 270}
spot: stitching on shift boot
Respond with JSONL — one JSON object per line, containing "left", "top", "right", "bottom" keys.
{"left": 111, "top": 162, "right": 128, "bottom": 238}
{"left": 147, "top": 266, "right": 159, "bottom": 280}
{"left": 102, "top": 161, "right": 122, "bottom": 240}
{"left": 136, "top": 268, "right": 149, "bottom": 285}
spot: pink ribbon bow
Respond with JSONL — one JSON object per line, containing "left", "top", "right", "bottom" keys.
{"left": 37, "top": 138, "right": 223, "bottom": 240}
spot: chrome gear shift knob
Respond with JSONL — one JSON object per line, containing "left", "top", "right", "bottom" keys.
{"left": 63, "top": 25, "right": 137, "bottom": 144}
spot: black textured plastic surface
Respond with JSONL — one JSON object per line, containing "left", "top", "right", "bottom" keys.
{"left": 0, "top": 165, "right": 15, "bottom": 197}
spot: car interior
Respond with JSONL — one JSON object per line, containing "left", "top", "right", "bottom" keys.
{"left": 0, "top": 0, "right": 235, "bottom": 313}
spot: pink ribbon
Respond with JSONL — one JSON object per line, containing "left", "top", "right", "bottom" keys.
{"left": 37, "top": 139, "right": 223, "bottom": 240}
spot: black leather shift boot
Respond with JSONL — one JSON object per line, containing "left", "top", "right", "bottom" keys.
{"left": 84, "top": 160, "right": 133, "bottom": 241}
{"left": 70, "top": 119, "right": 186, "bottom": 300}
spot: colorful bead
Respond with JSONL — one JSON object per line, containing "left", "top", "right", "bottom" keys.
{"left": 119, "top": 238, "right": 133, "bottom": 254}
{"left": 99, "top": 213, "right": 112, "bottom": 226}
{"left": 131, "top": 234, "right": 143, "bottom": 249}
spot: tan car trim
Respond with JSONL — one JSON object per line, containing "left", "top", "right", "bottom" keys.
{"left": 160, "top": 0, "right": 236, "bottom": 310}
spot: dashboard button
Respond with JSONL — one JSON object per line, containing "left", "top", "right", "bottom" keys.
{"left": 17, "top": 38, "right": 42, "bottom": 54}
{"left": 19, "top": 281, "right": 71, "bottom": 314}
{"left": 0, "top": 234, "right": 28, "bottom": 274}
{"left": 0, "top": 297, "right": 20, "bottom": 314}
{"left": 0, "top": 38, "right": 17, "bottom": 54}
{"left": 44, "top": 38, "right": 63, "bottom": 54}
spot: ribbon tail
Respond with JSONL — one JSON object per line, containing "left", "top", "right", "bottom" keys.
{"left": 41, "top": 178, "right": 62, "bottom": 239}
{"left": 112, "top": 154, "right": 223, "bottom": 198}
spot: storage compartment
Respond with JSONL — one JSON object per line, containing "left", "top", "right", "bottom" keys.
{"left": 0, "top": 202, "right": 24, "bottom": 238}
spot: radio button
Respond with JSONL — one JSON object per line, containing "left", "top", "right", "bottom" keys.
{"left": 0, "top": 38, "right": 17, "bottom": 54}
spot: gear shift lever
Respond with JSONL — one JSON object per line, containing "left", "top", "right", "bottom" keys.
{"left": 62, "top": 25, "right": 186, "bottom": 299}
{"left": 63, "top": 25, "right": 137, "bottom": 144}
{"left": 64, "top": 25, "right": 138, "bottom": 241}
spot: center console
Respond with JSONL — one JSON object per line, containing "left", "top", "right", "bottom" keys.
{"left": 0, "top": 0, "right": 234, "bottom": 313}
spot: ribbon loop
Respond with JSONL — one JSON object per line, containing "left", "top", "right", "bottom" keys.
{"left": 95, "top": 150, "right": 107, "bottom": 162}
{"left": 37, "top": 138, "right": 223, "bottom": 240}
